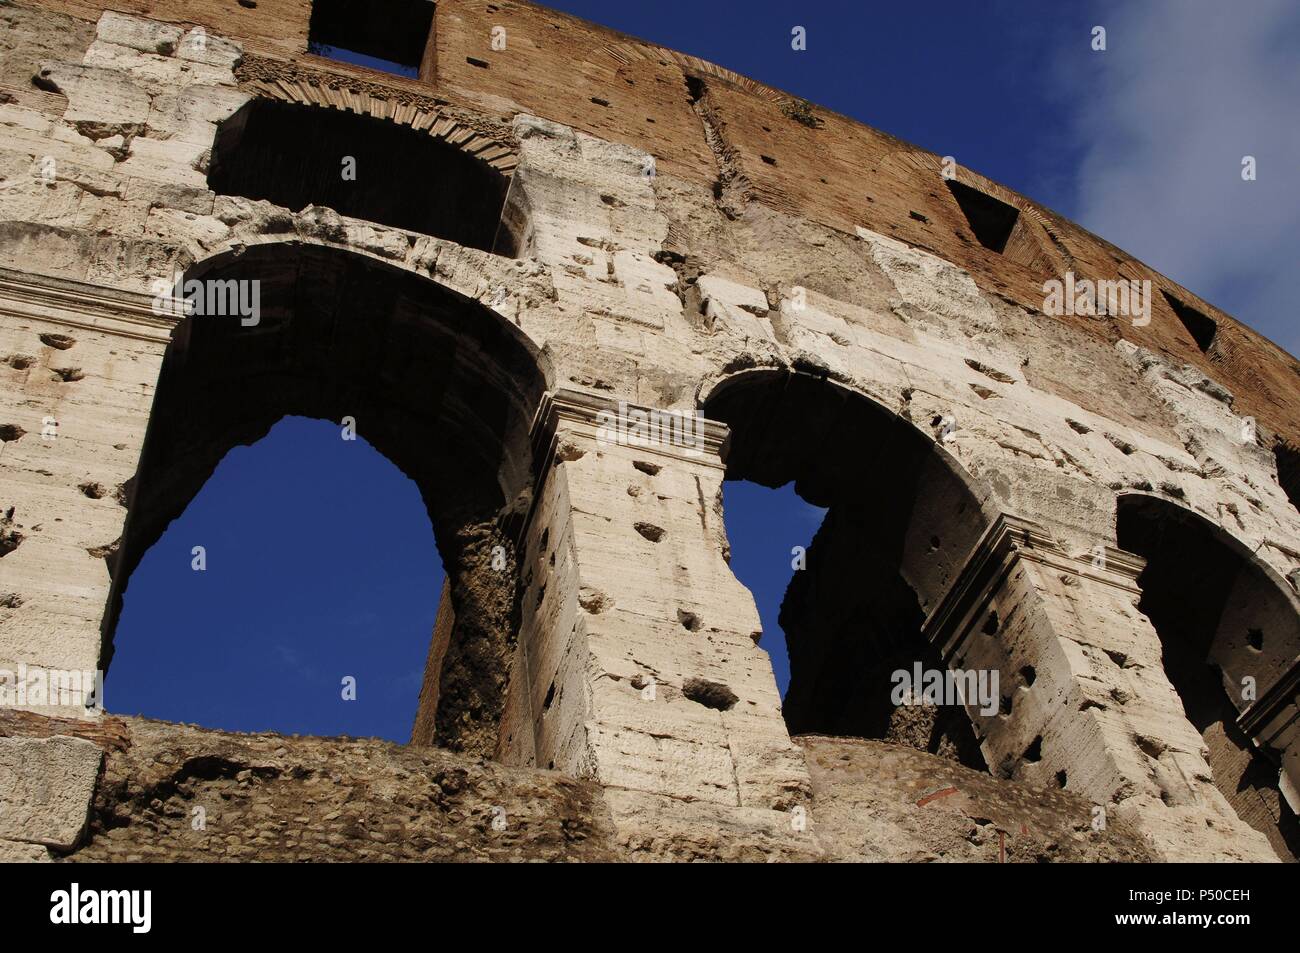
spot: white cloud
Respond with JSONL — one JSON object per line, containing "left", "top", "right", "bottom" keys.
{"left": 1057, "top": 0, "right": 1300, "bottom": 356}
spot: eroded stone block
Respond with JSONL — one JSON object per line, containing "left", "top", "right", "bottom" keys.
{"left": 0, "top": 735, "right": 101, "bottom": 849}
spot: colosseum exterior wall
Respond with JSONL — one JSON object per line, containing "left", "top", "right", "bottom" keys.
{"left": 0, "top": 0, "right": 1297, "bottom": 862}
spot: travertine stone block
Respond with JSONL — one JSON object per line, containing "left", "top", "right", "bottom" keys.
{"left": 0, "top": 735, "right": 102, "bottom": 849}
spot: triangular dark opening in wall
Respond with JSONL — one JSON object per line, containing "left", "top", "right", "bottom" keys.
{"left": 1275, "top": 442, "right": 1300, "bottom": 513}
{"left": 945, "top": 180, "right": 1019, "bottom": 253}
{"left": 1161, "top": 290, "right": 1217, "bottom": 352}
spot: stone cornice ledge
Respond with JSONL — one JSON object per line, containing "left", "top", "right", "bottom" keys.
{"left": 0, "top": 269, "right": 175, "bottom": 344}
{"left": 923, "top": 513, "right": 1147, "bottom": 663}
{"left": 532, "top": 388, "right": 730, "bottom": 468}
{"left": 514, "top": 389, "right": 729, "bottom": 548}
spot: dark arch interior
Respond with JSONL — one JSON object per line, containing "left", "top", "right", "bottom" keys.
{"left": 706, "top": 371, "right": 991, "bottom": 769}
{"left": 1276, "top": 441, "right": 1300, "bottom": 514}
{"left": 208, "top": 99, "right": 511, "bottom": 253}
{"left": 308, "top": 0, "right": 435, "bottom": 74}
{"left": 104, "top": 244, "right": 548, "bottom": 756}
{"left": 1118, "top": 494, "right": 1300, "bottom": 860}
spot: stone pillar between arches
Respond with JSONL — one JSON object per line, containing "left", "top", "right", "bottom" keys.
{"left": 923, "top": 514, "right": 1279, "bottom": 861}
{"left": 497, "top": 389, "right": 815, "bottom": 857}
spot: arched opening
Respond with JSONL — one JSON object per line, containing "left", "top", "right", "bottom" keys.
{"left": 103, "top": 244, "right": 549, "bottom": 756}
{"left": 108, "top": 416, "right": 442, "bottom": 741}
{"left": 706, "top": 370, "right": 992, "bottom": 769}
{"left": 719, "top": 481, "right": 825, "bottom": 697}
{"left": 208, "top": 99, "right": 511, "bottom": 253}
{"left": 1117, "top": 494, "right": 1300, "bottom": 860}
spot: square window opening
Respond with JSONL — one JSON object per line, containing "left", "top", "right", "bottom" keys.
{"left": 308, "top": 0, "right": 434, "bottom": 78}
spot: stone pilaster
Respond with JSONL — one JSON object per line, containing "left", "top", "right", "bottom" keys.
{"left": 499, "top": 388, "right": 816, "bottom": 857}
{"left": 924, "top": 514, "right": 1279, "bottom": 861}
{"left": 0, "top": 270, "right": 171, "bottom": 708}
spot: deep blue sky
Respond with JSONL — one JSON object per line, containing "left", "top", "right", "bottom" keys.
{"left": 543, "top": 0, "right": 1091, "bottom": 210}
{"left": 109, "top": 418, "right": 441, "bottom": 739}
{"left": 109, "top": 2, "right": 1297, "bottom": 741}
{"left": 721, "top": 483, "right": 827, "bottom": 696}
{"left": 109, "top": 419, "right": 816, "bottom": 738}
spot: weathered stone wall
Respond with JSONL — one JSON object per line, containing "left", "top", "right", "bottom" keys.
{"left": 0, "top": 0, "right": 1297, "bottom": 862}
{"left": 3, "top": 709, "right": 623, "bottom": 861}
{"left": 0, "top": 274, "right": 169, "bottom": 699}
{"left": 1, "top": 710, "right": 1157, "bottom": 862}
{"left": 798, "top": 734, "right": 1159, "bottom": 862}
